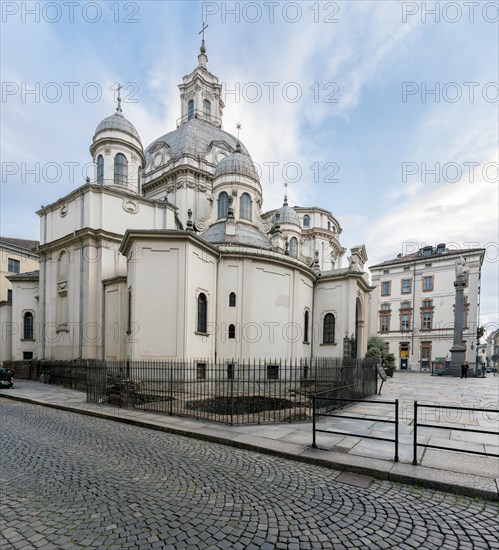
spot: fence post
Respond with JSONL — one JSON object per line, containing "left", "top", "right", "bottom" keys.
{"left": 413, "top": 401, "right": 418, "bottom": 465}
{"left": 312, "top": 394, "right": 317, "bottom": 448}
{"left": 394, "top": 399, "right": 399, "bottom": 462}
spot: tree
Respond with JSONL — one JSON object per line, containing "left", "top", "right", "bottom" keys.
{"left": 366, "top": 336, "right": 395, "bottom": 371}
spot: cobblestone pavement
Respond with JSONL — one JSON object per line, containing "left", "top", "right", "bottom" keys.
{"left": 1, "top": 401, "right": 498, "bottom": 550}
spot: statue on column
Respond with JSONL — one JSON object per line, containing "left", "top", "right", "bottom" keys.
{"left": 455, "top": 256, "right": 466, "bottom": 278}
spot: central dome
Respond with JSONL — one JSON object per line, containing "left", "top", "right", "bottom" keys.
{"left": 145, "top": 118, "right": 250, "bottom": 162}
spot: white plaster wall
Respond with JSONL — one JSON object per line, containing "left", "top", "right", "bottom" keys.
{"left": 0, "top": 303, "right": 12, "bottom": 365}
{"left": 11, "top": 281, "right": 39, "bottom": 361}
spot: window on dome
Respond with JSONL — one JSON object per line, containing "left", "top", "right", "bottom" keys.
{"left": 323, "top": 313, "right": 335, "bottom": 344}
{"left": 97, "top": 154, "right": 104, "bottom": 185}
{"left": 203, "top": 99, "right": 211, "bottom": 119}
{"left": 228, "top": 324, "right": 236, "bottom": 339}
{"left": 187, "top": 99, "right": 194, "bottom": 120}
{"left": 240, "top": 193, "right": 252, "bottom": 221}
{"left": 217, "top": 191, "right": 229, "bottom": 219}
{"left": 289, "top": 237, "right": 298, "bottom": 258}
{"left": 304, "top": 310, "right": 309, "bottom": 343}
{"left": 303, "top": 215, "right": 310, "bottom": 228}
{"left": 114, "top": 153, "right": 128, "bottom": 185}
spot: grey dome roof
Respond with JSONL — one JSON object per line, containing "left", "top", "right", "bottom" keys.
{"left": 201, "top": 222, "right": 272, "bottom": 250}
{"left": 95, "top": 112, "right": 141, "bottom": 142}
{"left": 145, "top": 118, "right": 250, "bottom": 161}
{"left": 273, "top": 203, "right": 300, "bottom": 226}
{"left": 214, "top": 149, "right": 258, "bottom": 180}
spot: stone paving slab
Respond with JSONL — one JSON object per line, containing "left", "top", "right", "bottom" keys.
{"left": 1, "top": 373, "right": 498, "bottom": 500}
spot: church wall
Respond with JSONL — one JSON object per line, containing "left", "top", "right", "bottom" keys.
{"left": 313, "top": 279, "right": 349, "bottom": 359}
{"left": 216, "top": 256, "right": 314, "bottom": 361}
{"left": 0, "top": 302, "right": 12, "bottom": 365}
{"left": 39, "top": 186, "right": 175, "bottom": 247}
{"left": 125, "top": 236, "right": 217, "bottom": 360}
{"left": 10, "top": 281, "right": 40, "bottom": 361}
{"left": 103, "top": 279, "right": 127, "bottom": 360}
{"left": 184, "top": 243, "right": 218, "bottom": 359}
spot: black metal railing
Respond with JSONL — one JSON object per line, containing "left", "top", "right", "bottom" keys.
{"left": 312, "top": 393, "right": 399, "bottom": 461}
{"left": 413, "top": 401, "right": 499, "bottom": 464}
{"left": 87, "top": 358, "right": 376, "bottom": 425}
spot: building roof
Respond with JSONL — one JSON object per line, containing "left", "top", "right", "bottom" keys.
{"left": 0, "top": 237, "right": 39, "bottom": 253}
{"left": 6, "top": 270, "right": 40, "bottom": 281}
{"left": 94, "top": 112, "right": 141, "bottom": 142}
{"left": 213, "top": 148, "right": 258, "bottom": 180}
{"left": 200, "top": 222, "right": 273, "bottom": 250}
{"left": 145, "top": 118, "right": 250, "bottom": 163}
{"left": 370, "top": 246, "right": 486, "bottom": 269}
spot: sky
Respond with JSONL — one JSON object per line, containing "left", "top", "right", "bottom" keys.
{"left": 1, "top": 0, "right": 498, "bottom": 332}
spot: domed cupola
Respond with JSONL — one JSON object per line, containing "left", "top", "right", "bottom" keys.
{"left": 90, "top": 87, "right": 145, "bottom": 195}
{"left": 212, "top": 142, "right": 263, "bottom": 225}
{"left": 271, "top": 191, "right": 302, "bottom": 259}
{"left": 214, "top": 143, "right": 259, "bottom": 180}
{"left": 272, "top": 193, "right": 301, "bottom": 227}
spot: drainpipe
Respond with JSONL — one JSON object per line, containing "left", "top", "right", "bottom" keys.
{"left": 41, "top": 213, "right": 47, "bottom": 359}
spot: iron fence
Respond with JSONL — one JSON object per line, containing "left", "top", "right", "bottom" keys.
{"left": 312, "top": 394, "right": 399, "bottom": 462}
{"left": 413, "top": 401, "right": 499, "bottom": 463}
{"left": 86, "top": 358, "right": 377, "bottom": 425}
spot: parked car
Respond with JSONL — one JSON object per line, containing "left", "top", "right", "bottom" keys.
{"left": 0, "top": 368, "right": 15, "bottom": 389}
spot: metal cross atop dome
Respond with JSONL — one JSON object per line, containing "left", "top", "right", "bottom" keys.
{"left": 199, "top": 22, "right": 208, "bottom": 43}
{"left": 236, "top": 123, "right": 242, "bottom": 140}
{"left": 116, "top": 83, "right": 123, "bottom": 114}
{"left": 283, "top": 182, "right": 289, "bottom": 206}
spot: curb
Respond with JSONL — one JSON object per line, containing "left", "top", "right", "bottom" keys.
{"left": 2, "top": 392, "right": 498, "bottom": 502}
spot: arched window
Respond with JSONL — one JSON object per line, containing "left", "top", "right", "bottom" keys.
{"left": 114, "top": 153, "right": 128, "bottom": 185}
{"left": 303, "top": 215, "right": 310, "bottom": 228}
{"left": 240, "top": 193, "right": 252, "bottom": 221}
{"left": 24, "top": 312, "right": 33, "bottom": 340}
{"left": 304, "top": 310, "right": 309, "bottom": 343}
{"left": 97, "top": 154, "right": 104, "bottom": 185}
{"left": 289, "top": 237, "right": 298, "bottom": 258}
{"left": 323, "top": 313, "right": 335, "bottom": 344}
{"left": 228, "top": 324, "right": 236, "bottom": 339}
{"left": 187, "top": 99, "right": 194, "bottom": 120}
{"left": 217, "top": 191, "right": 229, "bottom": 219}
{"left": 229, "top": 292, "right": 236, "bottom": 307}
{"left": 203, "top": 99, "right": 211, "bottom": 119}
{"left": 197, "top": 293, "right": 207, "bottom": 333}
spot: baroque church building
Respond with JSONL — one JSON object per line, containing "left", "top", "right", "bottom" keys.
{"left": 7, "top": 42, "right": 372, "bottom": 364}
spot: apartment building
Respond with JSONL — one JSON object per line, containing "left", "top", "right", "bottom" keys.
{"left": 369, "top": 244, "right": 485, "bottom": 370}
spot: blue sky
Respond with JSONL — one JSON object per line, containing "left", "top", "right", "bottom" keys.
{"left": 1, "top": 0, "right": 498, "bottom": 331}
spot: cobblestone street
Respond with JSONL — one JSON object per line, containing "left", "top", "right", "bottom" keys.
{"left": 1, "top": 400, "right": 498, "bottom": 550}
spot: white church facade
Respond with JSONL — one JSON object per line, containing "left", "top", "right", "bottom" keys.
{"left": 6, "top": 41, "right": 373, "bottom": 364}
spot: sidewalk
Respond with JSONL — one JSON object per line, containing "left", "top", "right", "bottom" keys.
{"left": 1, "top": 373, "right": 498, "bottom": 500}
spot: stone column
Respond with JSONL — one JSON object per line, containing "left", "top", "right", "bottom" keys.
{"left": 449, "top": 272, "right": 466, "bottom": 376}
